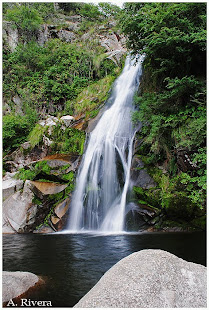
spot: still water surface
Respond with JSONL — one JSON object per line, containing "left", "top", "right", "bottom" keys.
{"left": 3, "top": 232, "right": 206, "bottom": 307}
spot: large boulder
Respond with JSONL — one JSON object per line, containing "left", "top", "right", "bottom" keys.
{"left": 2, "top": 271, "right": 41, "bottom": 304}
{"left": 3, "top": 180, "right": 36, "bottom": 233}
{"left": 2, "top": 175, "right": 23, "bottom": 200}
{"left": 75, "top": 249, "right": 207, "bottom": 308}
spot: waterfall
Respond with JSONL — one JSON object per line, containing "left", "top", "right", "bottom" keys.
{"left": 66, "top": 55, "right": 144, "bottom": 233}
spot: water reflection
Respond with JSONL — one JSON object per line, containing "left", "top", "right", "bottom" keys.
{"left": 3, "top": 232, "right": 206, "bottom": 307}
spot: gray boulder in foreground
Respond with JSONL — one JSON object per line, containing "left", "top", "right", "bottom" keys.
{"left": 3, "top": 271, "right": 40, "bottom": 303}
{"left": 75, "top": 249, "right": 207, "bottom": 308}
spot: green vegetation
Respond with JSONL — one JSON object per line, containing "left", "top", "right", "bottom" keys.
{"left": 28, "top": 124, "right": 46, "bottom": 148}
{"left": 58, "top": 2, "right": 121, "bottom": 19}
{"left": 3, "top": 39, "right": 111, "bottom": 111}
{"left": 66, "top": 75, "right": 116, "bottom": 115}
{"left": 2, "top": 2, "right": 124, "bottom": 232}
{"left": 121, "top": 3, "right": 206, "bottom": 228}
{"left": 3, "top": 111, "right": 38, "bottom": 152}
{"left": 16, "top": 160, "right": 52, "bottom": 181}
{"left": 50, "top": 126, "right": 86, "bottom": 155}
{"left": 3, "top": 2, "right": 122, "bottom": 154}
{"left": 5, "top": 4, "right": 43, "bottom": 41}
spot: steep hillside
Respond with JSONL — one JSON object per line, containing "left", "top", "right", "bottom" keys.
{"left": 3, "top": 2, "right": 125, "bottom": 154}
{"left": 2, "top": 3, "right": 127, "bottom": 233}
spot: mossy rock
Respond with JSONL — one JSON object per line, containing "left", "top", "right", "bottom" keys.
{"left": 133, "top": 186, "right": 161, "bottom": 210}
{"left": 163, "top": 192, "right": 198, "bottom": 221}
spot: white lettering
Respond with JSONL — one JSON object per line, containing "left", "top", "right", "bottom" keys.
{"left": 21, "top": 299, "right": 28, "bottom": 306}
{"left": 7, "top": 299, "right": 16, "bottom": 307}
{"left": 20, "top": 299, "right": 52, "bottom": 307}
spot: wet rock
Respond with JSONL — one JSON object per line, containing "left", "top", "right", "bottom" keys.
{"left": 133, "top": 137, "right": 142, "bottom": 155}
{"left": 52, "top": 197, "right": 71, "bottom": 230}
{"left": 75, "top": 250, "right": 207, "bottom": 308}
{"left": 33, "top": 225, "right": 54, "bottom": 234}
{"left": 86, "top": 106, "right": 106, "bottom": 133}
{"left": 131, "top": 156, "right": 156, "bottom": 189}
{"left": 51, "top": 215, "right": 60, "bottom": 225}
{"left": 3, "top": 271, "right": 40, "bottom": 304}
{"left": 147, "top": 226, "right": 191, "bottom": 233}
{"left": 125, "top": 209, "right": 147, "bottom": 231}
{"left": 54, "top": 197, "right": 70, "bottom": 219}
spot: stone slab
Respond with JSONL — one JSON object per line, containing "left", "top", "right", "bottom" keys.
{"left": 75, "top": 249, "right": 207, "bottom": 308}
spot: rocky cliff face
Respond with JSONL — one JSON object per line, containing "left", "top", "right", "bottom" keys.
{"left": 3, "top": 8, "right": 126, "bottom": 116}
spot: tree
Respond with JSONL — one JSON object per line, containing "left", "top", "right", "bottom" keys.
{"left": 121, "top": 3, "right": 206, "bottom": 80}
{"left": 121, "top": 3, "right": 206, "bottom": 211}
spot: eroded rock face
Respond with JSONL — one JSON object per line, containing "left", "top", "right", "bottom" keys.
{"left": 75, "top": 249, "right": 207, "bottom": 308}
{"left": 131, "top": 156, "right": 156, "bottom": 189}
{"left": 3, "top": 181, "right": 35, "bottom": 233}
{"left": 2, "top": 271, "right": 40, "bottom": 304}
{"left": 2, "top": 178, "right": 24, "bottom": 201}
{"left": 3, "top": 21, "right": 18, "bottom": 52}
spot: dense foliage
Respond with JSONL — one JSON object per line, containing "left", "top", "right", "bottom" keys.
{"left": 121, "top": 3, "right": 206, "bottom": 223}
{"left": 3, "top": 2, "right": 121, "bottom": 153}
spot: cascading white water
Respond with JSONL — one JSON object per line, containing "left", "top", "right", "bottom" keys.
{"left": 67, "top": 55, "right": 144, "bottom": 233}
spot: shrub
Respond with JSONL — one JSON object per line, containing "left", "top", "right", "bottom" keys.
{"left": 3, "top": 113, "right": 36, "bottom": 151}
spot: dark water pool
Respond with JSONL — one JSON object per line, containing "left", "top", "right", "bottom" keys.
{"left": 3, "top": 231, "right": 206, "bottom": 307}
